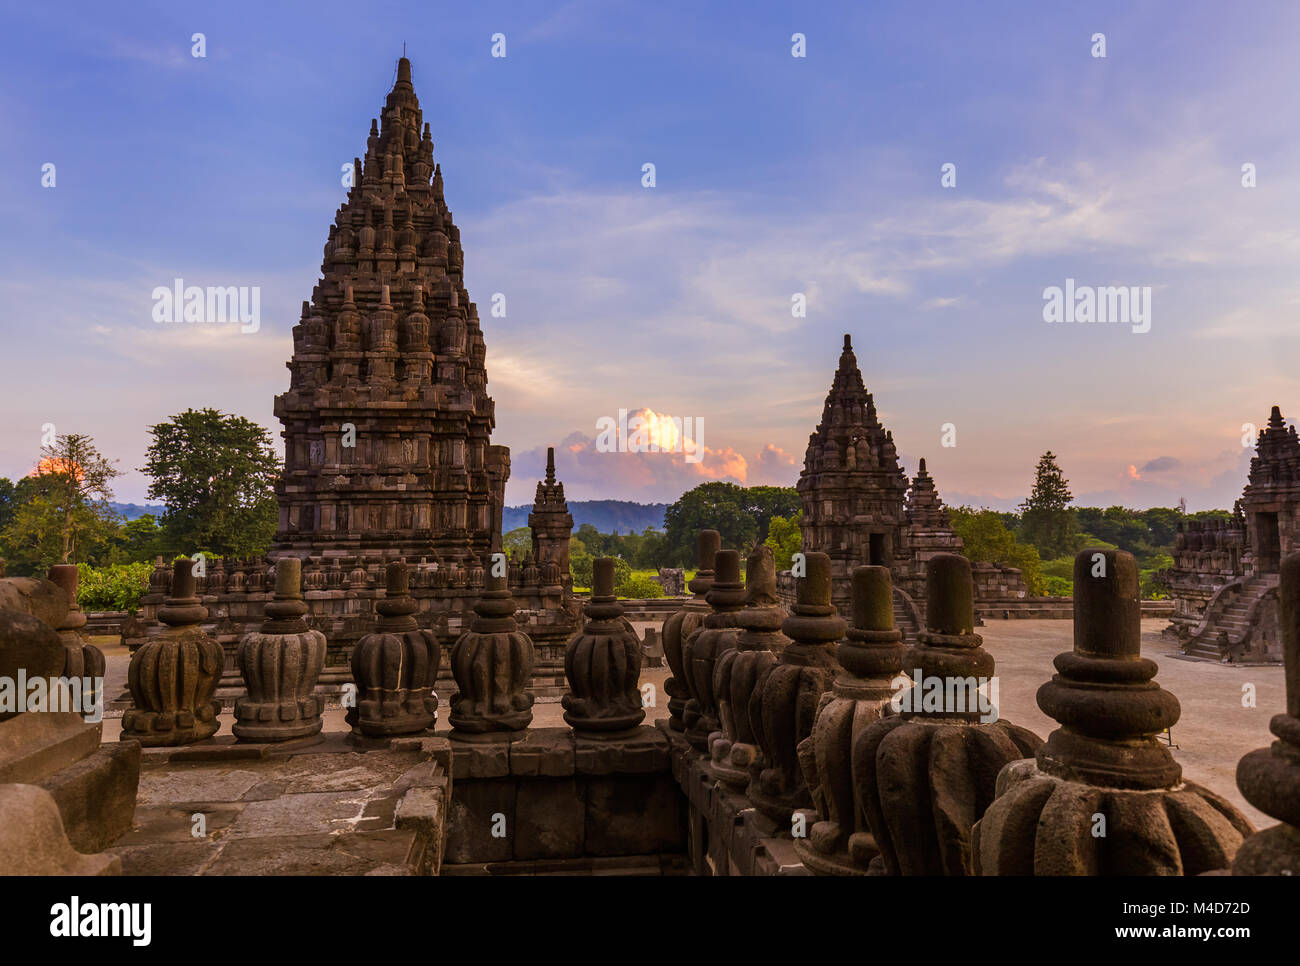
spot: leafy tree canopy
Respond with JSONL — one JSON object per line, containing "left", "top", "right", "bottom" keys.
{"left": 141, "top": 408, "right": 280, "bottom": 558}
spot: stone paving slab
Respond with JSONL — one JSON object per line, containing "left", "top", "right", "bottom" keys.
{"left": 108, "top": 736, "right": 449, "bottom": 876}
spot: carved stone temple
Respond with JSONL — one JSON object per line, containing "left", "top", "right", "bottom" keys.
{"left": 273, "top": 55, "right": 506, "bottom": 562}
{"left": 1165, "top": 404, "right": 1297, "bottom": 662}
{"left": 786, "top": 334, "right": 1028, "bottom": 637}
{"left": 126, "top": 57, "right": 580, "bottom": 699}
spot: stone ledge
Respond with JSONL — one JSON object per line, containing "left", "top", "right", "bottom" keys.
{"left": 37, "top": 739, "right": 141, "bottom": 854}
{"left": 660, "top": 720, "right": 812, "bottom": 876}
{"left": 0, "top": 713, "right": 103, "bottom": 784}
{"left": 442, "top": 853, "right": 688, "bottom": 876}
{"left": 439, "top": 725, "right": 670, "bottom": 781}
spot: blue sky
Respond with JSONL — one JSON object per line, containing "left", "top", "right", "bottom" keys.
{"left": 3, "top": 0, "right": 1298, "bottom": 510}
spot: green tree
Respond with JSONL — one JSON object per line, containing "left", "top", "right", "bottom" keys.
{"left": 632, "top": 528, "right": 668, "bottom": 569}
{"left": 104, "top": 513, "right": 165, "bottom": 564}
{"left": 0, "top": 477, "right": 17, "bottom": 534}
{"left": 1019, "top": 451, "right": 1075, "bottom": 559}
{"left": 502, "top": 526, "right": 532, "bottom": 561}
{"left": 141, "top": 409, "right": 280, "bottom": 557}
{"left": 663, "top": 481, "right": 760, "bottom": 566}
{"left": 740, "top": 486, "right": 801, "bottom": 542}
{"left": 574, "top": 523, "right": 614, "bottom": 558}
{"left": 571, "top": 554, "right": 629, "bottom": 592}
{"left": 764, "top": 511, "right": 803, "bottom": 571}
{"left": 950, "top": 506, "right": 1044, "bottom": 596}
{"left": 0, "top": 434, "right": 121, "bottom": 572}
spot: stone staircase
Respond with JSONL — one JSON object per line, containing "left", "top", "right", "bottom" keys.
{"left": 893, "top": 588, "right": 922, "bottom": 643}
{"left": 1183, "top": 574, "right": 1278, "bottom": 660}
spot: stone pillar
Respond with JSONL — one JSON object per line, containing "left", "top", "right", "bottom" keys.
{"left": 661, "top": 529, "right": 719, "bottom": 732}
{"left": 795, "top": 565, "right": 906, "bottom": 875}
{"left": 710, "top": 544, "right": 785, "bottom": 790}
{"left": 748, "top": 551, "right": 844, "bottom": 828}
{"left": 449, "top": 571, "right": 535, "bottom": 739}
{"left": 1232, "top": 550, "right": 1300, "bottom": 875}
{"left": 347, "top": 561, "right": 439, "bottom": 737}
{"left": 682, "top": 549, "right": 744, "bottom": 751}
{"left": 122, "top": 560, "right": 224, "bottom": 747}
{"left": 562, "top": 558, "right": 644, "bottom": 737}
{"left": 974, "top": 548, "right": 1253, "bottom": 875}
{"left": 47, "top": 564, "right": 105, "bottom": 714}
{"left": 853, "top": 553, "right": 1042, "bottom": 875}
{"left": 233, "top": 558, "right": 327, "bottom": 742}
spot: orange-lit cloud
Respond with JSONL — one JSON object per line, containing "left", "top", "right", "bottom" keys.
{"left": 507, "top": 425, "right": 801, "bottom": 504}
{"left": 31, "top": 457, "right": 84, "bottom": 481}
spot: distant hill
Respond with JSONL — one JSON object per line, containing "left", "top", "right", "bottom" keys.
{"left": 503, "top": 500, "right": 667, "bottom": 534}
{"left": 109, "top": 501, "right": 167, "bottom": 521}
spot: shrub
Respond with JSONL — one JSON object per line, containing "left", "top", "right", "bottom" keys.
{"left": 1040, "top": 556, "right": 1075, "bottom": 580}
{"left": 615, "top": 573, "right": 665, "bottom": 599}
{"left": 571, "top": 554, "right": 630, "bottom": 592}
{"left": 1040, "top": 575, "right": 1073, "bottom": 597}
{"left": 76, "top": 561, "right": 152, "bottom": 612}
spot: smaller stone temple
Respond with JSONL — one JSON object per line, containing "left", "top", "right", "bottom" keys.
{"left": 785, "top": 334, "right": 1027, "bottom": 636}
{"left": 1165, "top": 405, "right": 1296, "bottom": 662}
{"left": 528, "top": 447, "right": 574, "bottom": 593}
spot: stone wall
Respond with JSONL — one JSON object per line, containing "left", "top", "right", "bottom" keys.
{"left": 125, "top": 556, "right": 580, "bottom": 704}
{"left": 441, "top": 726, "right": 686, "bottom": 873}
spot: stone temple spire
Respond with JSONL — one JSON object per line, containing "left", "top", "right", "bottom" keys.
{"left": 529, "top": 446, "right": 574, "bottom": 586}
{"left": 797, "top": 333, "right": 910, "bottom": 614}
{"left": 1247, "top": 404, "right": 1300, "bottom": 487}
{"left": 273, "top": 56, "right": 510, "bottom": 563}
{"left": 905, "top": 458, "right": 950, "bottom": 530}
{"left": 902, "top": 458, "right": 964, "bottom": 587}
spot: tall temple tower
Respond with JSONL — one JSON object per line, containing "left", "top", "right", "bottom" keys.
{"left": 792, "top": 334, "right": 1025, "bottom": 634}
{"left": 797, "top": 334, "right": 910, "bottom": 601}
{"left": 273, "top": 57, "right": 509, "bottom": 563}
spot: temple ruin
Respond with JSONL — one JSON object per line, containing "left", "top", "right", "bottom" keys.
{"left": 786, "top": 334, "right": 1028, "bottom": 635}
{"left": 1165, "top": 404, "right": 1296, "bottom": 662}
{"left": 125, "top": 58, "right": 581, "bottom": 697}
{"left": 4, "top": 53, "right": 1297, "bottom": 888}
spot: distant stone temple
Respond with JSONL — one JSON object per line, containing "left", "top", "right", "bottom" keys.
{"left": 783, "top": 335, "right": 1027, "bottom": 636}
{"left": 127, "top": 58, "right": 579, "bottom": 696}
{"left": 1165, "top": 405, "right": 1295, "bottom": 662}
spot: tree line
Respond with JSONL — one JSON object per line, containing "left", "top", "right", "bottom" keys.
{"left": 0, "top": 408, "right": 279, "bottom": 577}
{"left": 2, "top": 428, "right": 1217, "bottom": 605}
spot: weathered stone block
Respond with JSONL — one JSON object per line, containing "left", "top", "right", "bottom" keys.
{"left": 448, "top": 737, "right": 510, "bottom": 780}
{"left": 514, "top": 779, "right": 584, "bottom": 860}
{"left": 575, "top": 726, "right": 668, "bottom": 776}
{"left": 584, "top": 774, "right": 684, "bottom": 857}
{"left": 396, "top": 783, "right": 448, "bottom": 875}
{"left": 445, "top": 779, "right": 515, "bottom": 864}
{"left": 508, "top": 727, "right": 574, "bottom": 777}
{"left": 0, "top": 784, "right": 119, "bottom": 875}
{"left": 0, "top": 713, "right": 102, "bottom": 784}
{"left": 37, "top": 739, "right": 140, "bottom": 853}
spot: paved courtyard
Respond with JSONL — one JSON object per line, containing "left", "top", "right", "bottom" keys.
{"left": 95, "top": 617, "right": 1285, "bottom": 830}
